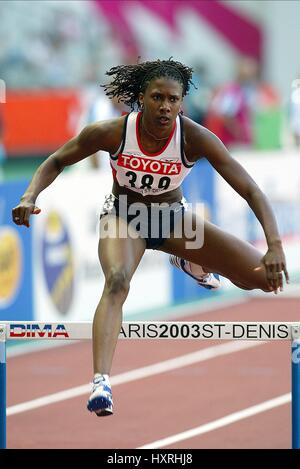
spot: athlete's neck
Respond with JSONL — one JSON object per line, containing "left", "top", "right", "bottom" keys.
{"left": 140, "top": 113, "right": 172, "bottom": 142}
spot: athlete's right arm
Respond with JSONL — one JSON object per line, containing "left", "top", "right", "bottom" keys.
{"left": 12, "top": 118, "right": 124, "bottom": 227}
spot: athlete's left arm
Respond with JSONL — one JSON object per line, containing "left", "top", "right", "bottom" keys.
{"left": 187, "top": 121, "right": 289, "bottom": 291}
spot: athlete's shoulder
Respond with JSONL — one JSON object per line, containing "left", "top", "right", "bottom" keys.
{"left": 88, "top": 115, "right": 128, "bottom": 136}
{"left": 180, "top": 115, "right": 215, "bottom": 162}
{"left": 181, "top": 115, "right": 210, "bottom": 138}
{"left": 78, "top": 115, "right": 128, "bottom": 154}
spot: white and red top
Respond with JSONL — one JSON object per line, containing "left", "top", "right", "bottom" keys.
{"left": 110, "top": 111, "right": 194, "bottom": 196}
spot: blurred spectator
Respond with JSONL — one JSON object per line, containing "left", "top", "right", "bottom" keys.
{"left": 289, "top": 77, "right": 300, "bottom": 147}
{"left": 205, "top": 57, "right": 280, "bottom": 150}
{"left": 183, "top": 62, "right": 212, "bottom": 126}
{"left": 0, "top": 1, "right": 109, "bottom": 90}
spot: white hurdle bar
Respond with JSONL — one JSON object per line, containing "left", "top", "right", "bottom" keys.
{"left": 1, "top": 321, "right": 300, "bottom": 449}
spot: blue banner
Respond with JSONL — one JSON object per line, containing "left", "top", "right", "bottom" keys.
{"left": 0, "top": 180, "right": 33, "bottom": 320}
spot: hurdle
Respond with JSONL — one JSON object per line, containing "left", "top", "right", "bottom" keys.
{"left": 1, "top": 321, "right": 300, "bottom": 449}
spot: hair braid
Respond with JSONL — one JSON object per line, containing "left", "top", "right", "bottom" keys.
{"left": 102, "top": 58, "right": 194, "bottom": 110}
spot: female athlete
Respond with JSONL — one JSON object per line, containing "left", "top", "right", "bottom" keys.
{"left": 12, "top": 59, "right": 289, "bottom": 417}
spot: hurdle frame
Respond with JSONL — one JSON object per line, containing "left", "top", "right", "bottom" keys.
{"left": 0, "top": 325, "right": 6, "bottom": 449}
{"left": 1, "top": 320, "right": 300, "bottom": 449}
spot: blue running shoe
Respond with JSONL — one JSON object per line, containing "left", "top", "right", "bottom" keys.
{"left": 169, "top": 255, "right": 220, "bottom": 290}
{"left": 87, "top": 374, "right": 113, "bottom": 416}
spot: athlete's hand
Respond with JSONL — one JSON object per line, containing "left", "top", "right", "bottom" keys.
{"left": 12, "top": 200, "right": 41, "bottom": 228}
{"left": 262, "top": 243, "right": 289, "bottom": 294}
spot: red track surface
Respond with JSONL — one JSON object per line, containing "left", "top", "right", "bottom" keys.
{"left": 6, "top": 297, "right": 300, "bottom": 449}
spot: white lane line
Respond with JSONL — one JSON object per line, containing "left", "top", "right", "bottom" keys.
{"left": 7, "top": 340, "right": 264, "bottom": 416}
{"left": 138, "top": 393, "right": 291, "bottom": 449}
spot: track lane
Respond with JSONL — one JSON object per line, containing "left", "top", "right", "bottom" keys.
{"left": 6, "top": 297, "right": 300, "bottom": 448}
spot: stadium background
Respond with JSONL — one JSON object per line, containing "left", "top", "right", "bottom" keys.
{"left": 1, "top": 0, "right": 299, "bottom": 322}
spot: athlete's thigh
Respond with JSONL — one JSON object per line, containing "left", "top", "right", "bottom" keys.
{"left": 159, "top": 211, "right": 268, "bottom": 289}
{"left": 99, "top": 214, "right": 146, "bottom": 280}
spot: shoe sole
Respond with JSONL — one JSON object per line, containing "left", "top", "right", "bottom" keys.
{"left": 96, "top": 408, "right": 113, "bottom": 417}
{"left": 178, "top": 257, "right": 220, "bottom": 290}
{"left": 87, "top": 396, "right": 113, "bottom": 417}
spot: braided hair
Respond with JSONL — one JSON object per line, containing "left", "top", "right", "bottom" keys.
{"left": 102, "top": 58, "right": 194, "bottom": 110}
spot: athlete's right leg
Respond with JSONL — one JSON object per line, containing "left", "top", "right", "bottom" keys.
{"left": 161, "top": 212, "right": 273, "bottom": 293}
{"left": 169, "top": 254, "right": 221, "bottom": 290}
{"left": 93, "top": 214, "right": 146, "bottom": 375}
{"left": 169, "top": 255, "right": 251, "bottom": 290}
{"left": 88, "top": 215, "right": 145, "bottom": 416}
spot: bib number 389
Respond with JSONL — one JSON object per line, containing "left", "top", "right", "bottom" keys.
{"left": 126, "top": 171, "right": 171, "bottom": 191}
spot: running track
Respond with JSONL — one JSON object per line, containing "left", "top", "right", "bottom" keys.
{"left": 6, "top": 296, "right": 300, "bottom": 449}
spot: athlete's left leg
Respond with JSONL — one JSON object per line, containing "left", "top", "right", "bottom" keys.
{"left": 158, "top": 211, "right": 271, "bottom": 292}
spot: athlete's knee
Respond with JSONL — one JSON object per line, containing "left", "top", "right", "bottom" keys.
{"left": 255, "top": 265, "right": 273, "bottom": 292}
{"left": 105, "top": 268, "right": 130, "bottom": 296}
{"left": 231, "top": 281, "right": 253, "bottom": 291}
{"left": 260, "top": 285, "right": 273, "bottom": 293}
{"left": 231, "top": 279, "right": 270, "bottom": 292}
{"left": 244, "top": 282, "right": 271, "bottom": 293}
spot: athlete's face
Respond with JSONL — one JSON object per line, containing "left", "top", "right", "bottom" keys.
{"left": 139, "top": 77, "right": 183, "bottom": 128}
